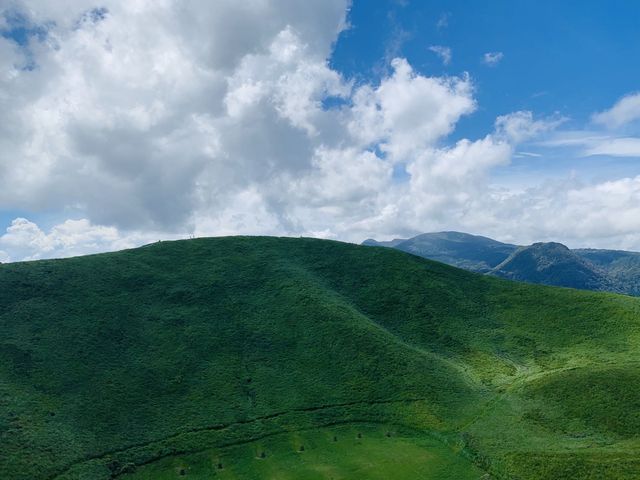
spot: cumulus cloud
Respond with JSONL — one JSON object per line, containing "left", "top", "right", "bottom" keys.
{"left": 428, "top": 45, "right": 452, "bottom": 65}
{"left": 0, "top": 0, "right": 495, "bottom": 261}
{"left": 592, "top": 92, "right": 640, "bottom": 129}
{"left": 0, "top": 0, "right": 351, "bottom": 232}
{"left": 477, "top": 176, "right": 640, "bottom": 250}
{"left": 0, "top": 217, "right": 158, "bottom": 262}
{"left": 348, "top": 58, "right": 475, "bottom": 160}
{"left": 2, "top": 0, "right": 639, "bottom": 261}
{"left": 403, "top": 136, "right": 512, "bottom": 225}
{"left": 495, "top": 111, "right": 565, "bottom": 143}
{"left": 482, "top": 51, "right": 504, "bottom": 66}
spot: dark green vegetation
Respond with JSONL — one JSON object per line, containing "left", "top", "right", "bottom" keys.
{"left": 364, "top": 231, "right": 640, "bottom": 295}
{"left": 1, "top": 236, "right": 640, "bottom": 479}
{"left": 576, "top": 248, "right": 640, "bottom": 295}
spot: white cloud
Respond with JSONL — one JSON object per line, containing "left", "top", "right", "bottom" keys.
{"left": 353, "top": 174, "right": 640, "bottom": 252}
{"left": 540, "top": 131, "right": 640, "bottom": 158}
{"left": 2, "top": 1, "right": 640, "bottom": 261}
{"left": 592, "top": 92, "right": 640, "bottom": 129}
{"left": 404, "top": 136, "right": 512, "bottom": 224}
{"left": 538, "top": 131, "right": 610, "bottom": 148}
{"left": 482, "top": 51, "right": 504, "bottom": 66}
{"left": 0, "top": 217, "right": 161, "bottom": 262}
{"left": 428, "top": 45, "right": 452, "bottom": 65}
{"left": 514, "top": 151, "right": 542, "bottom": 158}
{"left": 348, "top": 58, "right": 475, "bottom": 161}
{"left": 495, "top": 111, "right": 565, "bottom": 143}
{"left": 584, "top": 137, "right": 640, "bottom": 157}
{"left": 436, "top": 13, "right": 450, "bottom": 30}
{"left": 290, "top": 147, "right": 392, "bottom": 206}
{"left": 483, "top": 176, "right": 640, "bottom": 249}
{"left": 0, "top": 0, "right": 352, "bottom": 231}
{"left": 0, "top": 0, "right": 488, "bottom": 262}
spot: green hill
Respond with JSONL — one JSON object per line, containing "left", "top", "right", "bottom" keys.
{"left": 490, "top": 242, "right": 618, "bottom": 292}
{"left": 1, "top": 237, "right": 640, "bottom": 479}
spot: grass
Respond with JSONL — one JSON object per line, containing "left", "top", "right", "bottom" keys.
{"left": 1, "top": 236, "right": 639, "bottom": 479}
{"left": 122, "top": 424, "right": 484, "bottom": 480}
{"left": 523, "top": 365, "right": 640, "bottom": 438}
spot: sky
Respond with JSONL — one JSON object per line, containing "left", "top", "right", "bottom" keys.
{"left": 0, "top": 0, "right": 640, "bottom": 262}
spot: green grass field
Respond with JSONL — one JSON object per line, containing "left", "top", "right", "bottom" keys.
{"left": 1, "top": 236, "right": 640, "bottom": 479}
{"left": 122, "top": 424, "right": 484, "bottom": 480}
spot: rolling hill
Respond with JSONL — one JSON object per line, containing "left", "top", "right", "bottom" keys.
{"left": 364, "top": 231, "right": 640, "bottom": 295}
{"left": 1, "top": 237, "right": 640, "bottom": 479}
{"left": 491, "top": 242, "right": 618, "bottom": 292}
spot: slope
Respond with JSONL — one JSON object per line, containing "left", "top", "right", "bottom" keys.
{"left": 575, "top": 248, "right": 640, "bottom": 296}
{"left": 0, "top": 237, "right": 639, "bottom": 480}
{"left": 491, "top": 242, "right": 617, "bottom": 292}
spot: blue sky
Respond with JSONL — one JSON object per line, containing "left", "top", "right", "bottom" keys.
{"left": 1, "top": 0, "right": 640, "bottom": 261}
{"left": 331, "top": 0, "right": 640, "bottom": 184}
{"left": 334, "top": 1, "right": 640, "bottom": 131}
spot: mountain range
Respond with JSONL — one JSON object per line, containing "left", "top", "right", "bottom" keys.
{"left": 363, "top": 231, "right": 640, "bottom": 295}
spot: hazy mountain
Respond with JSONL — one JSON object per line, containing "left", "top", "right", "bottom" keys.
{"left": 392, "top": 231, "right": 518, "bottom": 272}
{"left": 362, "top": 237, "right": 407, "bottom": 248}
{"left": 364, "top": 232, "right": 640, "bottom": 295}
{"left": 574, "top": 248, "right": 640, "bottom": 296}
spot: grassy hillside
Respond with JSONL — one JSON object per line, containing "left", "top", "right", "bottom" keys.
{"left": 121, "top": 424, "right": 485, "bottom": 480}
{"left": 1, "top": 237, "right": 639, "bottom": 479}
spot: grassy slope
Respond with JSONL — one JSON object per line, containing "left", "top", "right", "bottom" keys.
{"left": 122, "top": 424, "right": 485, "bottom": 480}
{"left": 1, "top": 237, "right": 639, "bottom": 479}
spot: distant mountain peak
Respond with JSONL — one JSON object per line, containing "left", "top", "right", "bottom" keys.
{"left": 363, "top": 232, "right": 640, "bottom": 295}
{"left": 528, "top": 241, "right": 571, "bottom": 250}
{"left": 491, "top": 242, "right": 617, "bottom": 291}
{"left": 380, "top": 231, "right": 518, "bottom": 273}
{"left": 362, "top": 237, "right": 407, "bottom": 248}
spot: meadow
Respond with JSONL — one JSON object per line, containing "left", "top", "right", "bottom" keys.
{"left": 1, "top": 236, "right": 639, "bottom": 479}
{"left": 122, "top": 424, "right": 484, "bottom": 480}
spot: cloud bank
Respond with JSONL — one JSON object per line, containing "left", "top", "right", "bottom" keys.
{"left": 0, "top": 1, "right": 639, "bottom": 261}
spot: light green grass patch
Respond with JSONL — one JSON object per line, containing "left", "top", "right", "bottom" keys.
{"left": 122, "top": 424, "right": 485, "bottom": 480}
